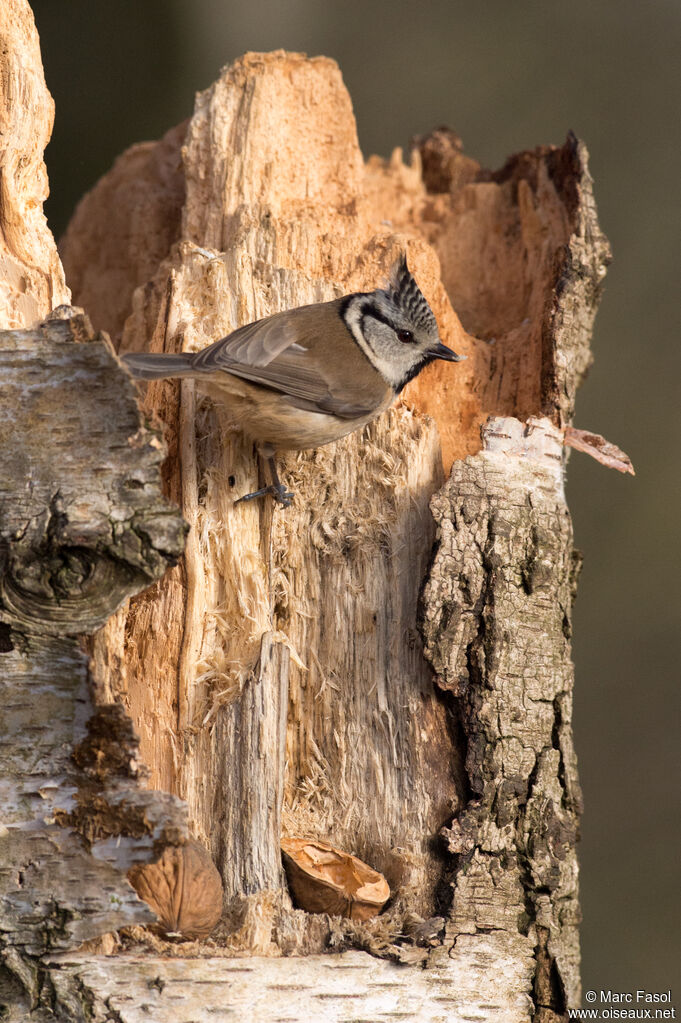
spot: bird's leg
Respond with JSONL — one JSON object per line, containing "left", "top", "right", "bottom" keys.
{"left": 266, "top": 456, "right": 294, "bottom": 506}
{"left": 234, "top": 454, "right": 294, "bottom": 508}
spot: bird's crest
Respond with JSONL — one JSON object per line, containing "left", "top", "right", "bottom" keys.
{"left": 388, "top": 255, "right": 438, "bottom": 333}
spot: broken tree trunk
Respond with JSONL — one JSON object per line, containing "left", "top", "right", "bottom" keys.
{"left": 1, "top": 13, "right": 610, "bottom": 1020}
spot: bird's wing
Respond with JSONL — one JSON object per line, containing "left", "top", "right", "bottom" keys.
{"left": 191, "top": 306, "right": 387, "bottom": 420}
{"left": 193, "top": 313, "right": 302, "bottom": 369}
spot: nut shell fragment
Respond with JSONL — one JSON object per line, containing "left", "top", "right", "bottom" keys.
{"left": 128, "top": 839, "right": 223, "bottom": 939}
{"left": 281, "top": 837, "right": 390, "bottom": 921}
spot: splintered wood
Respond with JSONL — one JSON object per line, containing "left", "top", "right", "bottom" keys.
{"left": 56, "top": 48, "right": 610, "bottom": 1020}
{"left": 63, "top": 53, "right": 471, "bottom": 929}
{"left": 0, "top": 1, "right": 69, "bottom": 325}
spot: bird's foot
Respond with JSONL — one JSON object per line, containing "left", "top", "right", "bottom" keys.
{"left": 234, "top": 483, "right": 294, "bottom": 508}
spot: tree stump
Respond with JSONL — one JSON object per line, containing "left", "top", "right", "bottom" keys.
{"left": 1, "top": 9, "right": 610, "bottom": 1019}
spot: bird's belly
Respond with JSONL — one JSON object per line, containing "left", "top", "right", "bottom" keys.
{"left": 197, "top": 375, "right": 393, "bottom": 452}
{"left": 255, "top": 407, "right": 372, "bottom": 450}
{"left": 239, "top": 399, "right": 387, "bottom": 452}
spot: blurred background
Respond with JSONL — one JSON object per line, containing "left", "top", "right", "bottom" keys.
{"left": 31, "top": 0, "right": 679, "bottom": 996}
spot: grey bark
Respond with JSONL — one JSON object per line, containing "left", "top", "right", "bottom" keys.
{"left": 0, "top": 310, "right": 187, "bottom": 1017}
{"left": 422, "top": 416, "right": 583, "bottom": 1017}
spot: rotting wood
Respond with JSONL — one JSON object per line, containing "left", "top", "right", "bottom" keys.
{"left": 564, "top": 425, "right": 635, "bottom": 474}
{"left": 0, "top": 1, "right": 69, "bottom": 327}
{"left": 0, "top": 15, "right": 613, "bottom": 1018}
{"left": 64, "top": 53, "right": 472, "bottom": 938}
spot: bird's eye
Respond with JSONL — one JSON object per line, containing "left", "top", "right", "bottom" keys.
{"left": 396, "top": 329, "right": 415, "bottom": 344}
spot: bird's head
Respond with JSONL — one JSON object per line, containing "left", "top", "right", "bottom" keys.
{"left": 342, "top": 255, "right": 465, "bottom": 391}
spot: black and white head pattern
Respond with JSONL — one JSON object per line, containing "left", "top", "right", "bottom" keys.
{"left": 342, "top": 255, "right": 456, "bottom": 392}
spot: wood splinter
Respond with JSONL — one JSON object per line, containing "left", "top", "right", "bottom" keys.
{"left": 564, "top": 425, "right": 635, "bottom": 475}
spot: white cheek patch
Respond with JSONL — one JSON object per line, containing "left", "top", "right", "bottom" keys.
{"left": 342, "top": 299, "right": 405, "bottom": 390}
{"left": 343, "top": 300, "right": 366, "bottom": 349}
{"left": 362, "top": 349, "right": 404, "bottom": 390}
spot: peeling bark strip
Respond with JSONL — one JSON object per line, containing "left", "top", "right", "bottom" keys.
{"left": 0, "top": 12, "right": 611, "bottom": 1018}
{"left": 564, "top": 426, "right": 635, "bottom": 475}
{"left": 0, "top": 310, "right": 187, "bottom": 1012}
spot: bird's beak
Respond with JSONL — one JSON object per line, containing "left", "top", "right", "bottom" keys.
{"left": 432, "top": 341, "right": 466, "bottom": 363}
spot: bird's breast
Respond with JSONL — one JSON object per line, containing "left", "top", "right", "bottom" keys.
{"left": 198, "top": 373, "right": 394, "bottom": 452}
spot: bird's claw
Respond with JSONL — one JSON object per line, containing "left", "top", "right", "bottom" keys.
{"left": 234, "top": 484, "right": 294, "bottom": 508}
{"left": 276, "top": 486, "right": 295, "bottom": 507}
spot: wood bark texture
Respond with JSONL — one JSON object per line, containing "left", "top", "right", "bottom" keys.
{"left": 0, "top": 307, "right": 189, "bottom": 1018}
{"left": 0, "top": 20, "right": 611, "bottom": 1022}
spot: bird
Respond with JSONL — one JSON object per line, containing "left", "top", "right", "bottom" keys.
{"left": 121, "top": 255, "right": 465, "bottom": 506}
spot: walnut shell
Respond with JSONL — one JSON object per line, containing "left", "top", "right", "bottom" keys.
{"left": 281, "top": 837, "right": 390, "bottom": 921}
{"left": 128, "top": 840, "right": 223, "bottom": 939}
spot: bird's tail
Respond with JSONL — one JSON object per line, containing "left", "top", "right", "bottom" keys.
{"left": 121, "top": 351, "right": 196, "bottom": 381}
